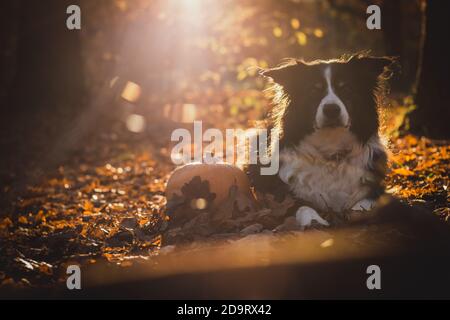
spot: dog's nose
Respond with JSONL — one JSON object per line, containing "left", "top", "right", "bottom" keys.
{"left": 323, "top": 104, "right": 340, "bottom": 118}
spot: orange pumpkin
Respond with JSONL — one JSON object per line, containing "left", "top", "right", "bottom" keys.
{"left": 165, "top": 162, "right": 256, "bottom": 210}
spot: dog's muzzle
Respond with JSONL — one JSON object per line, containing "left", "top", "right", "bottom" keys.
{"left": 322, "top": 103, "right": 343, "bottom": 127}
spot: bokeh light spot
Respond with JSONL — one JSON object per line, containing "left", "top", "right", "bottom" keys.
{"left": 181, "top": 104, "right": 197, "bottom": 123}
{"left": 272, "top": 27, "right": 283, "bottom": 38}
{"left": 320, "top": 238, "right": 334, "bottom": 248}
{"left": 121, "top": 81, "right": 142, "bottom": 103}
{"left": 126, "top": 114, "right": 145, "bottom": 133}
{"left": 191, "top": 198, "right": 207, "bottom": 210}
{"left": 296, "top": 31, "right": 307, "bottom": 46}
{"left": 314, "top": 28, "right": 324, "bottom": 38}
{"left": 290, "top": 18, "right": 300, "bottom": 30}
{"left": 109, "top": 76, "right": 119, "bottom": 88}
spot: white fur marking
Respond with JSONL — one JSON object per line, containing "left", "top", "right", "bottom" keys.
{"left": 279, "top": 130, "right": 385, "bottom": 213}
{"left": 278, "top": 163, "right": 294, "bottom": 184}
{"left": 315, "top": 66, "right": 350, "bottom": 128}
{"left": 295, "top": 206, "right": 329, "bottom": 228}
{"left": 351, "top": 198, "right": 376, "bottom": 211}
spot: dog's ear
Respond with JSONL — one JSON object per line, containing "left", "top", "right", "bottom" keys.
{"left": 350, "top": 55, "right": 397, "bottom": 80}
{"left": 260, "top": 60, "right": 304, "bottom": 87}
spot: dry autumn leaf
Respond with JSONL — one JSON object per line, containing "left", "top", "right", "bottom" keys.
{"left": 392, "top": 168, "right": 415, "bottom": 176}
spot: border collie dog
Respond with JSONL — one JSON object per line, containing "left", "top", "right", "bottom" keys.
{"left": 247, "top": 53, "right": 394, "bottom": 227}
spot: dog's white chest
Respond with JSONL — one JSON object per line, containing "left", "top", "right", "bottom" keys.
{"left": 279, "top": 128, "right": 377, "bottom": 212}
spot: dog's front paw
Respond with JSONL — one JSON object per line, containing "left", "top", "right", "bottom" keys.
{"left": 351, "top": 198, "right": 376, "bottom": 211}
{"left": 295, "top": 206, "right": 329, "bottom": 229}
{"left": 278, "top": 164, "right": 294, "bottom": 184}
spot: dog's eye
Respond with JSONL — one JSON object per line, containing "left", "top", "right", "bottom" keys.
{"left": 314, "top": 82, "right": 323, "bottom": 90}
{"left": 337, "top": 81, "right": 346, "bottom": 88}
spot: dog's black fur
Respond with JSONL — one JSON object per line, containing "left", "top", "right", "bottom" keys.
{"left": 247, "top": 53, "right": 394, "bottom": 204}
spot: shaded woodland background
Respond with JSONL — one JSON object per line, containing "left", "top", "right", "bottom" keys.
{"left": 0, "top": 0, "right": 449, "bottom": 290}
{"left": 0, "top": 0, "right": 448, "bottom": 178}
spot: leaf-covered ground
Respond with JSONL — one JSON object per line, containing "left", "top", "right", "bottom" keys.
{"left": 0, "top": 123, "right": 448, "bottom": 289}
{"left": 387, "top": 135, "right": 449, "bottom": 220}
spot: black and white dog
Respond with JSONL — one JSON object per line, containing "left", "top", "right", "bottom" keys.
{"left": 247, "top": 53, "right": 394, "bottom": 227}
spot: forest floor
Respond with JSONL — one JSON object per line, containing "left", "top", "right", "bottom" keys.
{"left": 0, "top": 105, "right": 449, "bottom": 290}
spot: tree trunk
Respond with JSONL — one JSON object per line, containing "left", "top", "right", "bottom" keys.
{"left": 409, "top": 0, "right": 450, "bottom": 138}
{"left": 10, "top": 0, "right": 84, "bottom": 116}
{"left": 1, "top": 0, "right": 85, "bottom": 199}
{"left": 382, "top": 0, "right": 406, "bottom": 92}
